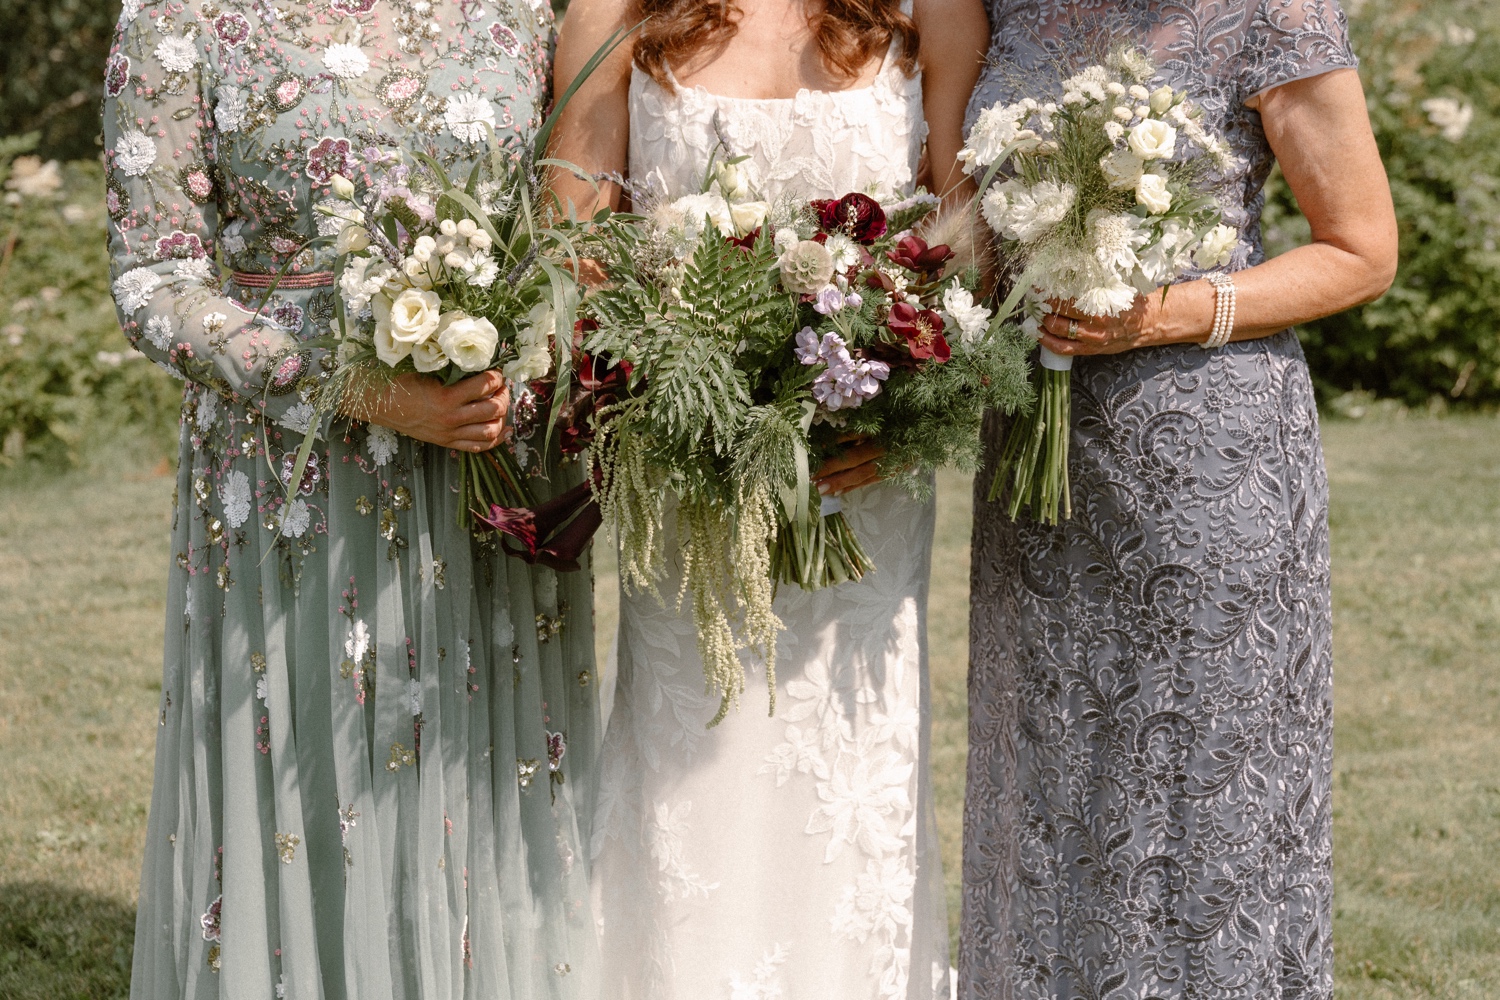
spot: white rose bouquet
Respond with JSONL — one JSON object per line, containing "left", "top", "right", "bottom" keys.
{"left": 315, "top": 147, "right": 578, "bottom": 528}
{"left": 962, "top": 47, "right": 1240, "bottom": 524}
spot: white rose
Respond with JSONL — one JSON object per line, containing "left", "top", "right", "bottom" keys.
{"left": 1192, "top": 224, "right": 1239, "bottom": 269}
{"left": 1099, "top": 150, "right": 1145, "bottom": 190}
{"left": 1149, "top": 85, "right": 1176, "bottom": 115}
{"left": 371, "top": 294, "right": 412, "bottom": 365}
{"left": 1127, "top": 119, "right": 1178, "bottom": 161}
{"left": 384, "top": 287, "right": 441, "bottom": 344}
{"left": 411, "top": 336, "right": 449, "bottom": 373}
{"left": 729, "top": 200, "right": 769, "bottom": 236}
{"left": 1135, "top": 172, "right": 1174, "bottom": 214}
{"left": 436, "top": 312, "right": 500, "bottom": 372}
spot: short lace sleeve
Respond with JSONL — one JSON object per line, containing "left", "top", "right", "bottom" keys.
{"left": 1240, "top": 0, "right": 1358, "bottom": 101}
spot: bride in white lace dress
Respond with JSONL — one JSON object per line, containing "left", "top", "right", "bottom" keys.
{"left": 550, "top": 1, "right": 987, "bottom": 996}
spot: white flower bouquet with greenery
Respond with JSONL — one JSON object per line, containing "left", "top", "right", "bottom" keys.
{"left": 964, "top": 47, "right": 1239, "bottom": 523}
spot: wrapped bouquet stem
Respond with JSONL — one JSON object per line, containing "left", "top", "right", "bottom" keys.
{"left": 964, "top": 47, "right": 1241, "bottom": 524}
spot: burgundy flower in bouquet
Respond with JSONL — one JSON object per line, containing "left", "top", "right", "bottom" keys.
{"left": 886, "top": 234, "right": 953, "bottom": 276}
{"left": 811, "top": 193, "right": 887, "bottom": 244}
{"left": 887, "top": 301, "right": 951, "bottom": 363}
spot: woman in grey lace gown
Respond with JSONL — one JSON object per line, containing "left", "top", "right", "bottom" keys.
{"left": 962, "top": 3, "right": 1397, "bottom": 998}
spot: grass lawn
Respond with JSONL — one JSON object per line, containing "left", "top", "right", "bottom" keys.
{"left": 2, "top": 415, "right": 1498, "bottom": 998}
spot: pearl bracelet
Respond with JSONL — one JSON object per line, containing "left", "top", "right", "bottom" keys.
{"left": 1204, "top": 272, "right": 1236, "bottom": 350}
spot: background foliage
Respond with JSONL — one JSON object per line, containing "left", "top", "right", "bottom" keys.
{"left": 1264, "top": 0, "right": 1500, "bottom": 405}
{"left": 0, "top": 0, "right": 1495, "bottom": 470}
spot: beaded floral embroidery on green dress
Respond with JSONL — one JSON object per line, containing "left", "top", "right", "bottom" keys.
{"left": 103, "top": 1, "right": 601, "bottom": 996}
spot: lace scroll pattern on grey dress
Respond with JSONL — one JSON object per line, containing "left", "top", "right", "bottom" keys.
{"left": 962, "top": 2, "right": 1354, "bottom": 998}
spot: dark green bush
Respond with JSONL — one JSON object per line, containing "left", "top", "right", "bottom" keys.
{"left": 1268, "top": 0, "right": 1500, "bottom": 406}
{"left": 0, "top": 0, "right": 116, "bottom": 161}
{"left": 0, "top": 140, "right": 181, "bottom": 464}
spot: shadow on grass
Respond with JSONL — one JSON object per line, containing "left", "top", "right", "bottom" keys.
{"left": 0, "top": 882, "right": 133, "bottom": 1000}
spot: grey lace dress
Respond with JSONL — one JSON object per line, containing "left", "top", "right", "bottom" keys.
{"left": 962, "top": 3, "right": 1356, "bottom": 998}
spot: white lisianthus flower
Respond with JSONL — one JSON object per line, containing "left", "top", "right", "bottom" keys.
{"left": 372, "top": 307, "right": 413, "bottom": 365}
{"left": 336, "top": 224, "right": 371, "bottom": 254}
{"left": 714, "top": 161, "right": 751, "bottom": 201}
{"left": 444, "top": 93, "right": 497, "bottom": 144}
{"left": 1192, "top": 224, "right": 1240, "bottom": 269}
{"left": 366, "top": 424, "right": 398, "bottom": 466}
{"left": 779, "top": 240, "right": 836, "bottom": 295}
{"left": 154, "top": 34, "right": 200, "bottom": 73}
{"left": 1149, "top": 85, "right": 1176, "bottom": 115}
{"left": 942, "top": 282, "right": 992, "bottom": 345}
{"left": 114, "top": 130, "right": 156, "bottom": 177}
{"left": 330, "top": 174, "right": 356, "bottom": 199}
{"left": 213, "top": 85, "right": 248, "bottom": 133}
{"left": 1127, "top": 119, "right": 1178, "bottom": 161}
{"left": 436, "top": 312, "right": 500, "bottom": 372}
{"left": 1099, "top": 149, "right": 1145, "bottom": 190}
{"left": 1135, "top": 172, "right": 1174, "bottom": 214}
{"left": 113, "top": 267, "right": 162, "bottom": 312}
{"left": 1422, "top": 97, "right": 1474, "bottom": 142}
{"left": 410, "top": 336, "right": 449, "bottom": 373}
{"left": 384, "top": 288, "right": 442, "bottom": 344}
{"left": 323, "top": 41, "right": 370, "bottom": 79}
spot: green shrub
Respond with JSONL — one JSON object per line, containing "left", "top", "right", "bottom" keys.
{"left": 0, "top": 137, "right": 181, "bottom": 465}
{"left": 1269, "top": 0, "right": 1500, "bottom": 406}
{"left": 0, "top": 0, "right": 117, "bottom": 161}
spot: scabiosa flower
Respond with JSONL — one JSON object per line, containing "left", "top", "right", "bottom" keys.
{"left": 114, "top": 130, "right": 156, "bottom": 177}
{"left": 445, "top": 93, "right": 497, "bottom": 144}
{"left": 113, "top": 267, "right": 161, "bottom": 313}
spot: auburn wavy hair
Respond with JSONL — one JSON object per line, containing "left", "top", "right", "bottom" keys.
{"left": 632, "top": 0, "right": 919, "bottom": 90}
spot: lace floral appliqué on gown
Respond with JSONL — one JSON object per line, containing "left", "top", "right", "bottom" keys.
{"left": 962, "top": 2, "right": 1356, "bottom": 998}
{"left": 589, "top": 25, "right": 950, "bottom": 1000}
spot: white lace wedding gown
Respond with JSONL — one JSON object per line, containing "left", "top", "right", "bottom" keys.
{"left": 589, "top": 26, "right": 951, "bottom": 1000}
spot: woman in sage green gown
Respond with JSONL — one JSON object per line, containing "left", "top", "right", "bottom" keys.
{"left": 104, "top": 1, "right": 600, "bottom": 996}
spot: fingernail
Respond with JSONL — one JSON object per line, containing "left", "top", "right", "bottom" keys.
{"left": 816, "top": 482, "right": 831, "bottom": 495}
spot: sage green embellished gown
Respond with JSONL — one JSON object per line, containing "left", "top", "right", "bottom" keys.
{"left": 103, "top": 2, "right": 601, "bottom": 997}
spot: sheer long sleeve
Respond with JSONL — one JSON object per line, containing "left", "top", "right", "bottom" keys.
{"left": 103, "top": 5, "right": 317, "bottom": 431}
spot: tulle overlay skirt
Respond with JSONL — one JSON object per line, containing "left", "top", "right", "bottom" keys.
{"left": 131, "top": 383, "right": 601, "bottom": 1000}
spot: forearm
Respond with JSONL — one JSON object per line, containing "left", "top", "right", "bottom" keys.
{"left": 1148, "top": 241, "right": 1396, "bottom": 348}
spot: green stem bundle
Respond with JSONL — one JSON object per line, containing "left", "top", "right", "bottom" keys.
{"left": 770, "top": 509, "right": 875, "bottom": 590}
{"left": 989, "top": 363, "right": 1072, "bottom": 525}
{"left": 457, "top": 445, "right": 535, "bottom": 531}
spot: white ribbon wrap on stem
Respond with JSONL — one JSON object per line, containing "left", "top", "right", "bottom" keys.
{"left": 819, "top": 495, "right": 843, "bottom": 517}
{"left": 1038, "top": 345, "right": 1075, "bottom": 372}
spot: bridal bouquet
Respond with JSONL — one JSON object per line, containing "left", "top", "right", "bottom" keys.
{"left": 565, "top": 168, "right": 1030, "bottom": 722}
{"left": 964, "top": 48, "right": 1240, "bottom": 523}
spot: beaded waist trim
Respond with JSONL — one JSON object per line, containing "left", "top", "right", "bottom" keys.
{"left": 230, "top": 270, "right": 335, "bottom": 289}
